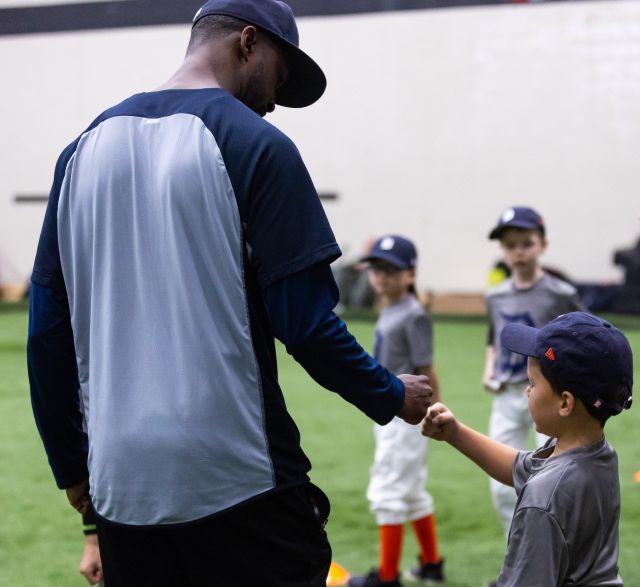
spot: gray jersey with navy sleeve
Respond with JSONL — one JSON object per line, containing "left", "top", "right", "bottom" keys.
{"left": 34, "top": 89, "right": 342, "bottom": 526}
{"left": 487, "top": 273, "right": 584, "bottom": 384}
{"left": 498, "top": 438, "right": 622, "bottom": 586}
{"left": 374, "top": 295, "right": 433, "bottom": 374}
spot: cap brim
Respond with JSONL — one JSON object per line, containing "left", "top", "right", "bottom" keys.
{"left": 276, "top": 42, "right": 326, "bottom": 108}
{"left": 500, "top": 323, "right": 540, "bottom": 357}
{"left": 360, "top": 252, "right": 408, "bottom": 269}
{"left": 488, "top": 221, "right": 541, "bottom": 240}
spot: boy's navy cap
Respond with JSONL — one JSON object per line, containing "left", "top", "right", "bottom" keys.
{"left": 193, "top": 0, "right": 326, "bottom": 108}
{"left": 489, "top": 206, "right": 546, "bottom": 240}
{"left": 360, "top": 235, "right": 417, "bottom": 270}
{"left": 501, "top": 312, "right": 633, "bottom": 415}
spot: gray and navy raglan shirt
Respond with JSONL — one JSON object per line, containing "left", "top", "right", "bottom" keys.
{"left": 498, "top": 438, "right": 623, "bottom": 586}
{"left": 27, "top": 88, "right": 404, "bottom": 527}
{"left": 487, "top": 273, "right": 584, "bottom": 385}
{"left": 373, "top": 295, "right": 433, "bottom": 375}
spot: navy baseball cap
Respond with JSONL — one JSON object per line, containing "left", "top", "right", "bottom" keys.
{"left": 361, "top": 235, "right": 417, "bottom": 270}
{"left": 501, "top": 312, "right": 633, "bottom": 415}
{"left": 489, "top": 206, "right": 546, "bottom": 240}
{"left": 193, "top": 0, "right": 326, "bottom": 108}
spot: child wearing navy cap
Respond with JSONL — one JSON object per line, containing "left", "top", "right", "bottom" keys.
{"left": 349, "top": 235, "right": 444, "bottom": 587}
{"left": 483, "top": 206, "right": 585, "bottom": 535}
{"left": 423, "top": 311, "right": 633, "bottom": 587}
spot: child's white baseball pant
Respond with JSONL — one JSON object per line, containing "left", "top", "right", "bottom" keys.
{"left": 367, "top": 417, "right": 434, "bottom": 526}
{"left": 489, "top": 382, "right": 548, "bottom": 534}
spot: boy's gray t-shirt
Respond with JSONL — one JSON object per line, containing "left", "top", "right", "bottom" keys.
{"left": 487, "top": 273, "right": 584, "bottom": 384}
{"left": 498, "top": 438, "right": 622, "bottom": 587}
{"left": 374, "top": 295, "right": 433, "bottom": 374}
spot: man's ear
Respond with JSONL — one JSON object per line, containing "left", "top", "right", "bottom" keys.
{"left": 239, "top": 26, "right": 258, "bottom": 61}
{"left": 559, "top": 390, "right": 575, "bottom": 417}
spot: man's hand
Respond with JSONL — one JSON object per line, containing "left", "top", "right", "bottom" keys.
{"left": 80, "top": 534, "right": 103, "bottom": 585}
{"left": 421, "top": 402, "right": 459, "bottom": 442}
{"left": 396, "top": 373, "right": 432, "bottom": 424}
{"left": 66, "top": 478, "right": 91, "bottom": 515}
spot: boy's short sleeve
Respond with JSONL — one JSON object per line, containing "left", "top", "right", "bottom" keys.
{"left": 512, "top": 450, "right": 533, "bottom": 495}
{"left": 499, "top": 507, "right": 569, "bottom": 586}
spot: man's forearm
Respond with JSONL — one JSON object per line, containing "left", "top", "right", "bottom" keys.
{"left": 264, "top": 263, "right": 404, "bottom": 424}
{"left": 27, "top": 282, "right": 88, "bottom": 488}
{"left": 288, "top": 310, "right": 404, "bottom": 424}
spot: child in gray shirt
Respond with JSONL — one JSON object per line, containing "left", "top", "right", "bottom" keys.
{"left": 422, "top": 311, "right": 633, "bottom": 586}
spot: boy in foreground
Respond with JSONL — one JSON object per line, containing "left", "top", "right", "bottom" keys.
{"left": 423, "top": 311, "right": 633, "bottom": 586}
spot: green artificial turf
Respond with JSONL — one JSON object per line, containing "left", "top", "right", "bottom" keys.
{"left": 1, "top": 303, "right": 639, "bottom": 586}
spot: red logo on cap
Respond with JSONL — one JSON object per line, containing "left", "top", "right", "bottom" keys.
{"left": 545, "top": 347, "right": 555, "bottom": 361}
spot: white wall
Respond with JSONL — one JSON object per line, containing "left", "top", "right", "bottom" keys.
{"left": 1, "top": 1, "right": 639, "bottom": 292}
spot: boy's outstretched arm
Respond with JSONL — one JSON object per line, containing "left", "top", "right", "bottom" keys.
{"left": 422, "top": 403, "right": 517, "bottom": 487}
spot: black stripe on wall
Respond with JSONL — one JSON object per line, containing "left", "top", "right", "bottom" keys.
{"left": 14, "top": 194, "right": 48, "bottom": 203}
{"left": 1, "top": 0, "right": 576, "bottom": 37}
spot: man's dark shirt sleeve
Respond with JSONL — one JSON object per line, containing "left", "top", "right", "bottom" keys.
{"left": 28, "top": 283, "right": 88, "bottom": 489}
{"left": 264, "top": 263, "right": 405, "bottom": 424}
{"left": 214, "top": 113, "right": 405, "bottom": 424}
{"left": 27, "top": 141, "right": 88, "bottom": 489}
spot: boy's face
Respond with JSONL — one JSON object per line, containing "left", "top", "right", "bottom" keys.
{"left": 526, "top": 357, "right": 562, "bottom": 436}
{"left": 499, "top": 228, "right": 547, "bottom": 273}
{"left": 367, "top": 260, "right": 415, "bottom": 300}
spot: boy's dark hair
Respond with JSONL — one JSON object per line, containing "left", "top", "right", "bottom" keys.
{"left": 187, "top": 15, "right": 250, "bottom": 53}
{"left": 539, "top": 359, "right": 620, "bottom": 427}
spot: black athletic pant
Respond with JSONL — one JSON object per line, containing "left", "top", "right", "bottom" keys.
{"left": 96, "top": 482, "right": 332, "bottom": 587}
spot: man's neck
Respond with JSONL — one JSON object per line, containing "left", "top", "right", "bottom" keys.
{"left": 156, "top": 51, "right": 227, "bottom": 92}
{"left": 156, "top": 66, "right": 221, "bottom": 91}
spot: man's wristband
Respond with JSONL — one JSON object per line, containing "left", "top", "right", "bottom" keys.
{"left": 82, "top": 504, "right": 97, "bottom": 535}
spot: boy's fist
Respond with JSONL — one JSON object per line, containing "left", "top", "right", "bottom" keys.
{"left": 421, "top": 402, "right": 458, "bottom": 442}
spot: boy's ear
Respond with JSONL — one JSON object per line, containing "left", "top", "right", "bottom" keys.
{"left": 558, "top": 390, "right": 575, "bottom": 417}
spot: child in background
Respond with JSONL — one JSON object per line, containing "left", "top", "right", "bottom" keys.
{"left": 483, "top": 206, "right": 584, "bottom": 534}
{"left": 349, "top": 235, "right": 444, "bottom": 587}
{"left": 423, "top": 311, "right": 633, "bottom": 586}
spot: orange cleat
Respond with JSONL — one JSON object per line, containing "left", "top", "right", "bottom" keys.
{"left": 634, "top": 470, "right": 640, "bottom": 484}
{"left": 327, "top": 561, "right": 351, "bottom": 586}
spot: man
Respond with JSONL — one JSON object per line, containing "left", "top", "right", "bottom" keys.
{"left": 27, "top": 1, "right": 432, "bottom": 585}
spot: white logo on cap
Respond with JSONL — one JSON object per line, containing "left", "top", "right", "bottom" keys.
{"left": 193, "top": 7, "right": 203, "bottom": 21}
{"left": 380, "top": 237, "right": 395, "bottom": 251}
{"left": 502, "top": 208, "right": 515, "bottom": 222}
